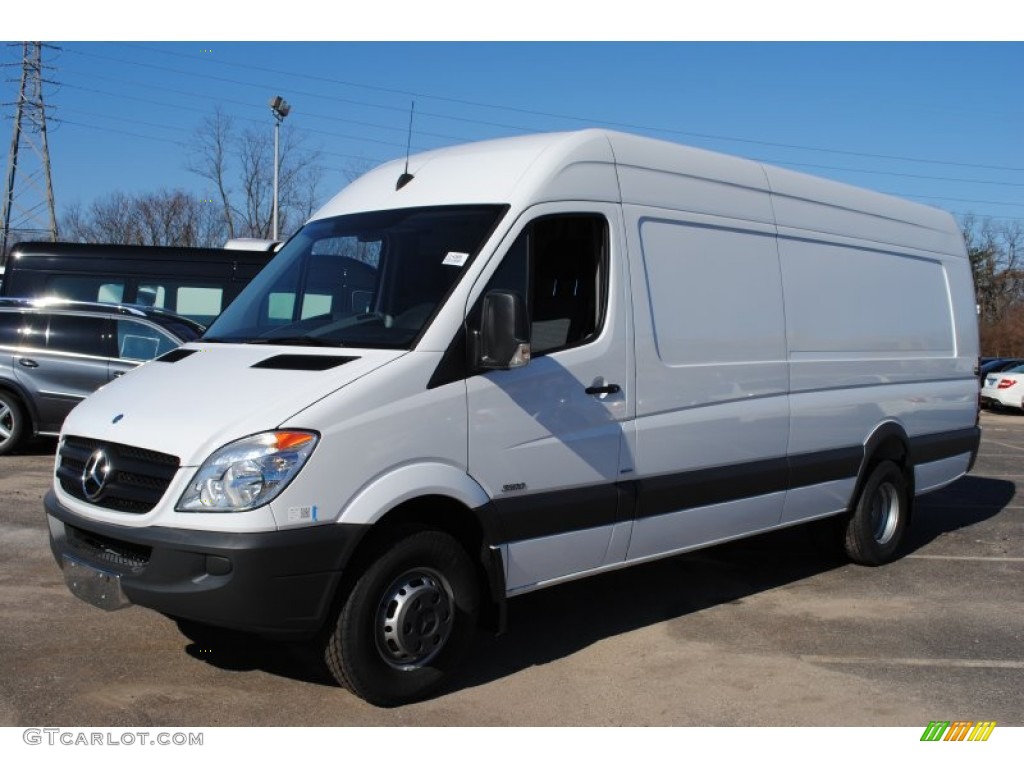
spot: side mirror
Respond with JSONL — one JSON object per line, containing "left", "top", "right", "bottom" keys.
{"left": 476, "top": 290, "right": 530, "bottom": 370}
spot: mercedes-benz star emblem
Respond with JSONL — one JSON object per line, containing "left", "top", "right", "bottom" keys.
{"left": 82, "top": 449, "right": 113, "bottom": 501}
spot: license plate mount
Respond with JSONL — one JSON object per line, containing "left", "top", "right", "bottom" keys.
{"left": 62, "top": 555, "right": 130, "bottom": 611}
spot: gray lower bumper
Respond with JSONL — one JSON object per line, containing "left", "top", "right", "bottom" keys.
{"left": 46, "top": 490, "right": 368, "bottom": 638}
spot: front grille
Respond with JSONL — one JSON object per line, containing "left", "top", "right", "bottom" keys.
{"left": 58, "top": 436, "right": 180, "bottom": 514}
{"left": 65, "top": 523, "right": 151, "bottom": 570}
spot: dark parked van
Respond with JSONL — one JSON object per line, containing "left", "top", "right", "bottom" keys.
{"left": 1, "top": 242, "right": 275, "bottom": 326}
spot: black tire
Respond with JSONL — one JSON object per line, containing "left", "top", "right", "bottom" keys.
{"left": 0, "top": 391, "right": 25, "bottom": 456}
{"left": 324, "top": 530, "right": 479, "bottom": 707}
{"left": 843, "top": 460, "right": 909, "bottom": 566}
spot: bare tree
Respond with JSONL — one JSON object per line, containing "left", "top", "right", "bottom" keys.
{"left": 60, "top": 189, "right": 223, "bottom": 247}
{"left": 237, "top": 126, "right": 272, "bottom": 237}
{"left": 187, "top": 109, "right": 326, "bottom": 241}
{"left": 962, "top": 215, "right": 1024, "bottom": 355}
{"left": 186, "top": 106, "right": 236, "bottom": 239}
{"left": 295, "top": 160, "right": 326, "bottom": 223}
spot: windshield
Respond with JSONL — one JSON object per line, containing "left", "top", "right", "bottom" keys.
{"left": 204, "top": 206, "right": 505, "bottom": 349}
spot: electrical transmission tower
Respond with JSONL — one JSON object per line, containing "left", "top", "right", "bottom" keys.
{"left": 1, "top": 42, "right": 58, "bottom": 264}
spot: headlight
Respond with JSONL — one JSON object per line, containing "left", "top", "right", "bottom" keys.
{"left": 177, "top": 431, "right": 318, "bottom": 512}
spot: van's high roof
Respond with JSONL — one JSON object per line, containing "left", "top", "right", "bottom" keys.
{"left": 315, "top": 129, "right": 963, "bottom": 257}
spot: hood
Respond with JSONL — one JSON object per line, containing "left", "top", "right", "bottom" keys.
{"left": 60, "top": 343, "right": 405, "bottom": 466}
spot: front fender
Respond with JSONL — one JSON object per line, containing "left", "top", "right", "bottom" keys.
{"left": 338, "top": 462, "right": 491, "bottom": 526}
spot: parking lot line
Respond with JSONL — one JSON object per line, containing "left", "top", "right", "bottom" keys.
{"left": 801, "top": 656, "right": 1024, "bottom": 669}
{"left": 979, "top": 439, "right": 1024, "bottom": 452}
{"left": 921, "top": 503, "right": 1024, "bottom": 512}
{"left": 905, "top": 554, "right": 1024, "bottom": 562}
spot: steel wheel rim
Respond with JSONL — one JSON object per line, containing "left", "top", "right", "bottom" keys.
{"left": 375, "top": 568, "right": 454, "bottom": 670}
{"left": 870, "top": 481, "right": 900, "bottom": 545}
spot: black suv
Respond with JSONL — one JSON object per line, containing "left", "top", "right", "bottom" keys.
{"left": 0, "top": 299, "right": 204, "bottom": 455}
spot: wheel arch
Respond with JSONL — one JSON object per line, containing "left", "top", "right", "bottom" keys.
{"left": 855, "top": 421, "right": 915, "bottom": 519}
{"left": 334, "top": 465, "right": 506, "bottom": 634}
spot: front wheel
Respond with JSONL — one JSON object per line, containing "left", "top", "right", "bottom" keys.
{"left": 843, "top": 460, "right": 909, "bottom": 566}
{"left": 324, "top": 530, "right": 479, "bottom": 706}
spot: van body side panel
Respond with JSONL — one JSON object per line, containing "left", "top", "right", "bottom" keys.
{"left": 915, "top": 454, "right": 973, "bottom": 494}
{"left": 786, "top": 381, "right": 978, "bottom": 457}
{"left": 628, "top": 493, "right": 789, "bottom": 560}
{"left": 763, "top": 165, "right": 966, "bottom": 256}
{"left": 780, "top": 479, "right": 858, "bottom": 524}
{"left": 609, "top": 133, "right": 776, "bottom": 226}
{"left": 950, "top": 273, "right": 982, "bottom": 364}
{"left": 621, "top": 196, "right": 791, "bottom": 562}
{"left": 777, "top": 224, "right": 978, "bottom": 513}
{"left": 505, "top": 524, "right": 625, "bottom": 591}
{"left": 779, "top": 237, "right": 955, "bottom": 362}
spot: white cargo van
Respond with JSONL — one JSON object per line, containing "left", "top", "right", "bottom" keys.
{"left": 46, "top": 130, "right": 980, "bottom": 706}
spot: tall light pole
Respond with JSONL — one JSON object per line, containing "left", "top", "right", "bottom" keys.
{"left": 269, "top": 96, "right": 290, "bottom": 241}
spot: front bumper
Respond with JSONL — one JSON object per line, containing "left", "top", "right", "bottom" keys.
{"left": 46, "top": 490, "right": 366, "bottom": 638}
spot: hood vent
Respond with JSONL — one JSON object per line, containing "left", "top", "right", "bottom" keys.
{"left": 156, "top": 349, "right": 197, "bottom": 363}
{"left": 251, "top": 354, "right": 359, "bottom": 371}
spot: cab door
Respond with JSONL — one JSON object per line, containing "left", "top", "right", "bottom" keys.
{"left": 466, "top": 206, "right": 634, "bottom": 592}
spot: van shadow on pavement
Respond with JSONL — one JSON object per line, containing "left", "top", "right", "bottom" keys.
{"left": 904, "top": 474, "right": 1014, "bottom": 552}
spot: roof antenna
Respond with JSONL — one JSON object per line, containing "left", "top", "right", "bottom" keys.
{"left": 396, "top": 100, "right": 415, "bottom": 190}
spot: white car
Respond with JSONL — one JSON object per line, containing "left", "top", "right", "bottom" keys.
{"left": 980, "top": 364, "right": 1024, "bottom": 410}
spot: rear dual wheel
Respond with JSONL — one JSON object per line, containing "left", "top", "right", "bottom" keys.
{"left": 323, "top": 530, "right": 479, "bottom": 707}
{"left": 843, "top": 460, "right": 909, "bottom": 566}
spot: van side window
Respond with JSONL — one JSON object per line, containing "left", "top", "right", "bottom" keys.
{"left": 137, "top": 282, "right": 225, "bottom": 325}
{"left": 173, "top": 286, "right": 224, "bottom": 324}
{"left": 136, "top": 284, "right": 168, "bottom": 308}
{"left": 46, "top": 275, "right": 125, "bottom": 304}
{"left": 483, "top": 214, "right": 608, "bottom": 356}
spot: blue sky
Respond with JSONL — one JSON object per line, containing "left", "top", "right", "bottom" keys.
{"left": 3, "top": 35, "right": 1022, "bottom": 230}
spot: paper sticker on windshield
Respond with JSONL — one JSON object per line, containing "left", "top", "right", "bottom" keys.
{"left": 442, "top": 251, "right": 469, "bottom": 267}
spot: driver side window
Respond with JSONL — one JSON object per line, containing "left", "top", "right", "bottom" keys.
{"left": 483, "top": 214, "right": 608, "bottom": 356}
